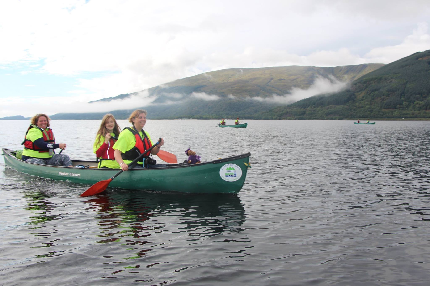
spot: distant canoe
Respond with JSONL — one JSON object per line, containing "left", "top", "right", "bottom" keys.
{"left": 218, "top": 123, "right": 248, "bottom": 128}
{"left": 354, "top": 122, "right": 375, "bottom": 125}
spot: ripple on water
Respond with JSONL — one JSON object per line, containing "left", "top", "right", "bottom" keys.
{"left": 2, "top": 120, "right": 430, "bottom": 285}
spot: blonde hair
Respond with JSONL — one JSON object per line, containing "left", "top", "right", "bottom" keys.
{"left": 30, "top": 114, "right": 50, "bottom": 127}
{"left": 95, "top": 114, "right": 121, "bottom": 146}
{"left": 128, "top": 109, "right": 147, "bottom": 124}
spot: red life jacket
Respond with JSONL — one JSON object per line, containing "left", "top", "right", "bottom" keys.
{"left": 22, "top": 125, "right": 55, "bottom": 153}
{"left": 121, "top": 127, "right": 152, "bottom": 161}
{"left": 99, "top": 136, "right": 117, "bottom": 161}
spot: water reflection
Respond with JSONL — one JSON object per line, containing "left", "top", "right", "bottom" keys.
{"left": 24, "top": 191, "right": 59, "bottom": 227}
{"left": 15, "top": 188, "right": 64, "bottom": 260}
{"left": 8, "top": 175, "right": 246, "bottom": 277}
{"left": 83, "top": 191, "right": 246, "bottom": 264}
{"left": 3, "top": 168, "right": 62, "bottom": 233}
{"left": 85, "top": 191, "right": 245, "bottom": 239}
{"left": 3, "top": 167, "right": 246, "bottom": 244}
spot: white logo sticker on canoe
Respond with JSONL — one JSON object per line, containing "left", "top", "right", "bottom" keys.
{"left": 219, "top": 164, "right": 242, "bottom": 182}
{"left": 59, "top": 172, "right": 81, "bottom": 177}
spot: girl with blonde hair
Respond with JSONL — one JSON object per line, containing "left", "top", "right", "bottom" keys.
{"left": 93, "top": 114, "right": 121, "bottom": 168}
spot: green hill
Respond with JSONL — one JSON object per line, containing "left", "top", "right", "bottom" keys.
{"left": 147, "top": 64, "right": 383, "bottom": 101}
{"left": 49, "top": 64, "right": 382, "bottom": 120}
{"left": 0, "top": 115, "right": 30, "bottom": 120}
{"left": 9, "top": 50, "right": 430, "bottom": 121}
{"left": 267, "top": 50, "right": 430, "bottom": 119}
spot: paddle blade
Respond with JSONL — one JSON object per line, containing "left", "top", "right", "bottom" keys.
{"left": 80, "top": 178, "right": 113, "bottom": 197}
{"left": 157, "top": 150, "right": 178, "bottom": 163}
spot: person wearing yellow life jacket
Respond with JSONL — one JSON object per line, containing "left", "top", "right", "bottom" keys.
{"left": 21, "top": 113, "right": 72, "bottom": 167}
{"left": 235, "top": 117, "right": 240, "bottom": 125}
{"left": 93, "top": 114, "right": 121, "bottom": 168}
{"left": 113, "top": 109, "right": 164, "bottom": 171}
{"left": 220, "top": 119, "right": 226, "bottom": 125}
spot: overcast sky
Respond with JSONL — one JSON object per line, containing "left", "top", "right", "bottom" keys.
{"left": 1, "top": 0, "right": 430, "bottom": 118}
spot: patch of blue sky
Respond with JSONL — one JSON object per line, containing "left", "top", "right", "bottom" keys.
{"left": 0, "top": 64, "right": 118, "bottom": 99}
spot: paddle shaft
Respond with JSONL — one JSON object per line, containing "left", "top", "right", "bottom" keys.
{"left": 110, "top": 139, "right": 161, "bottom": 180}
{"left": 80, "top": 138, "right": 162, "bottom": 197}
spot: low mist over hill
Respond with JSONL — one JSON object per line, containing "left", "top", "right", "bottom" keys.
{"left": 267, "top": 50, "right": 430, "bottom": 120}
{"left": 49, "top": 63, "right": 383, "bottom": 120}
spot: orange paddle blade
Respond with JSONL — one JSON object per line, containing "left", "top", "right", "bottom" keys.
{"left": 157, "top": 150, "right": 178, "bottom": 163}
{"left": 80, "top": 178, "right": 113, "bottom": 197}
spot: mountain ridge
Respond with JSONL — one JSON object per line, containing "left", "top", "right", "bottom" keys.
{"left": 13, "top": 59, "right": 430, "bottom": 120}
{"left": 101, "top": 64, "right": 384, "bottom": 103}
{"left": 45, "top": 63, "right": 383, "bottom": 120}
{"left": 266, "top": 50, "right": 430, "bottom": 119}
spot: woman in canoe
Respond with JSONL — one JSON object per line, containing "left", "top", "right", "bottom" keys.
{"left": 235, "top": 117, "right": 240, "bottom": 125}
{"left": 21, "top": 113, "right": 72, "bottom": 167}
{"left": 93, "top": 114, "right": 121, "bottom": 168}
{"left": 113, "top": 109, "right": 164, "bottom": 171}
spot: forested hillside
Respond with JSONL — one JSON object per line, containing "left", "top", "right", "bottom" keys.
{"left": 266, "top": 50, "right": 430, "bottom": 119}
{"left": 8, "top": 49, "right": 430, "bottom": 121}
{"left": 145, "top": 64, "right": 383, "bottom": 101}
{"left": 49, "top": 64, "right": 382, "bottom": 120}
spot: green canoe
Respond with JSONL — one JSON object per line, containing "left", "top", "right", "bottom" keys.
{"left": 218, "top": 123, "right": 248, "bottom": 128}
{"left": 2, "top": 148, "right": 251, "bottom": 194}
{"left": 354, "top": 122, "right": 375, "bottom": 124}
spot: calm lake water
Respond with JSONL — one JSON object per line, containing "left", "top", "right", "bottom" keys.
{"left": 1, "top": 119, "right": 430, "bottom": 286}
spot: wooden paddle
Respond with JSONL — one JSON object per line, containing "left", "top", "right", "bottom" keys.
{"left": 157, "top": 150, "right": 177, "bottom": 163}
{"left": 80, "top": 139, "right": 161, "bottom": 197}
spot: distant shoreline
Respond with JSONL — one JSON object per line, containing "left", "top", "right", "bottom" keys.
{"left": 2, "top": 118, "right": 430, "bottom": 121}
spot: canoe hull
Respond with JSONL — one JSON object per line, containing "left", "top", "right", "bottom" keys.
{"left": 218, "top": 123, "right": 247, "bottom": 128}
{"left": 2, "top": 148, "right": 250, "bottom": 194}
{"left": 354, "top": 122, "right": 375, "bottom": 124}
